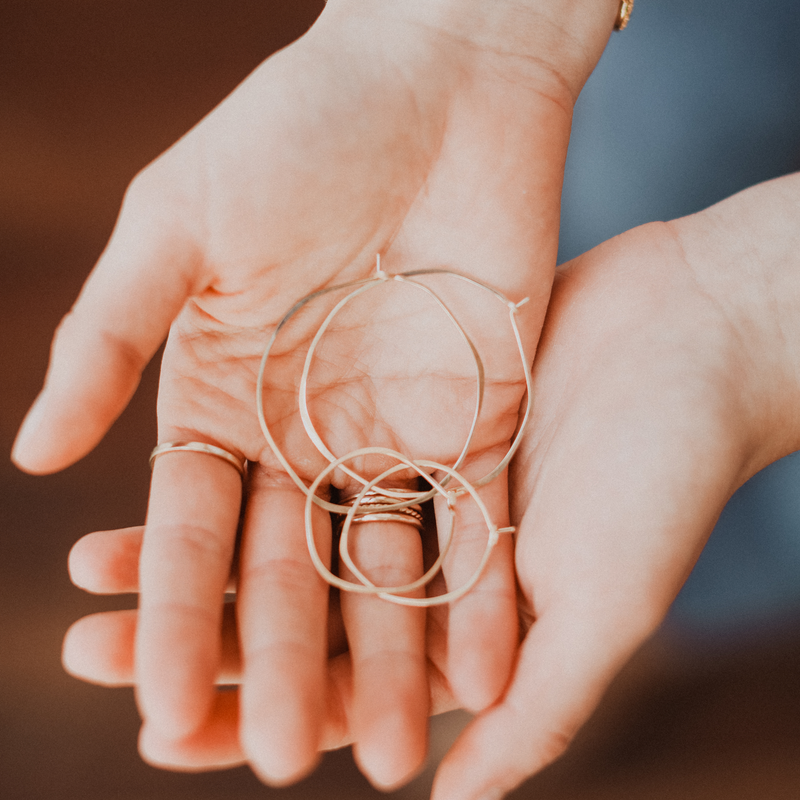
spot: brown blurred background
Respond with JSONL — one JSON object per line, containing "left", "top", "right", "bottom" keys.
{"left": 2, "top": 2, "right": 800, "bottom": 799}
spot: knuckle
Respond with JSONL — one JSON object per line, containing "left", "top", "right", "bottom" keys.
{"left": 535, "top": 725, "right": 575, "bottom": 767}
{"left": 145, "top": 522, "right": 232, "bottom": 572}
{"left": 245, "top": 555, "right": 318, "bottom": 593}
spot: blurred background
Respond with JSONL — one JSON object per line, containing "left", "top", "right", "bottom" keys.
{"left": 2, "top": 1, "right": 800, "bottom": 798}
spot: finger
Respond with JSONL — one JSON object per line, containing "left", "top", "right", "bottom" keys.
{"left": 236, "top": 472, "right": 331, "bottom": 786}
{"left": 136, "top": 656, "right": 355, "bottom": 773}
{"left": 62, "top": 610, "right": 138, "bottom": 687}
{"left": 140, "top": 690, "right": 246, "bottom": 772}
{"left": 68, "top": 526, "right": 238, "bottom": 595}
{"left": 60, "top": 605, "right": 457, "bottom": 712}
{"left": 62, "top": 604, "right": 241, "bottom": 687}
{"left": 64, "top": 618, "right": 458, "bottom": 772}
{"left": 68, "top": 527, "right": 145, "bottom": 594}
{"left": 136, "top": 451, "right": 241, "bottom": 739}
{"left": 321, "top": 648, "right": 459, "bottom": 753}
{"left": 11, "top": 173, "right": 201, "bottom": 474}
{"left": 339, "top": 514, "right": 429, "bottom": 791}
{"left": 136, "top": 649, "right": 458, "bottom": 773}
{"left": 430, "top": 611, "right": 634, "bottom": 800}
{"left": 433, "top": 460, "right": 518, "bottom": 711}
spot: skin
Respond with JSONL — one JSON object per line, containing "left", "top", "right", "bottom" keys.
{"left": 12, "top": 0, "right": 619, "bottom": 791}
{"left": 64, "top": 173, "right": 800, "bottom": 799}
{"left": 433, "top": 172, "right": 800, "bottom": 800}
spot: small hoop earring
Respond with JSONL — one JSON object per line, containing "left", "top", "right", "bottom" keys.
{"left": 305, "top": 446, "right": 507, "bottom": 607}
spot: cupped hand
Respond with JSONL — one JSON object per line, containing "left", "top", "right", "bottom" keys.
{"left": 62, "top": 525, "right": 462, "bottom": 763}
{"left": 430, "top": 173, "right": 800, "bottom": 800}
{"left": 12, "top": 0, "right": 619, "bottom": 789}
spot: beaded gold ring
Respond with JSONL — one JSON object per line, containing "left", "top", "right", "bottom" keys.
{"left": 614, "top": 0, "right": 634, "bottom": 31}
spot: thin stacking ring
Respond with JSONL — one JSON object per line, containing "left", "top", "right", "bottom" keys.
{"left": 149, "top": 441, "right": 247, "bottom": 479}
{"left": 340, "top": 487, "right": 423, "bottom": 508}
{"left": 339, "top": 488, "right": 424, "bottom": 530}
{"left": 346, "top": 509, "right": 424, "bottom": 529}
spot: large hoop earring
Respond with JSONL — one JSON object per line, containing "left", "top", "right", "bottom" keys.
{"left": 255, "top": 259, "right": 531, "bottom": 604}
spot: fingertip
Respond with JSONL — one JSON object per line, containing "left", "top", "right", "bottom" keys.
{"left": 138, "top": 727, "right": 184, "bottom": 772}
{"left": 446, "top": 573, "right": 519, "bottom": 712}
{"left": 138, "top": 691, "right": 246, "bottom": 772}
{"left": 243, "top": 726, "right": 321, "bottom": 787}
{"left": 61, "top": 618, "right": 91, "bottom": 681}
{"left": 12, "top": 370, "right": 138, "bottom": 475}
{"left": 430, "top": 710, "right": 524, "bottom": 800}
{"left": 136, "top": 648, "right": 218, "bottom": 742}
{"left": 241, "top": 691, "right": 323, "bottom": 787}
{"left": 139, "top": 709, "right": 214, "bottom": 748}
{"left": 447, "top": 610, "right": 517, "bottom": 713}
{"left": 11, "top": 392, "right": 56, "bottom": 474}
{"left": 448, "top": 657, "right": 506, "bottom": 714}
{"left": 139, "top": 699, "right": 216, "bottom": 745}
{"left": 249, "top": 752, "right": 321, "bottom": 788}
{"left": 62, "top": 611, "right": 136, "bottom": 686}
{"left": 68, "top": 528, "right": 143, "bottom": 594}
{"left": 14, "top": 294, "right": 151, "bottom": 475}
{"left": 352, "top": 709, "right": 428, "bottom": 791}
{"left": 346, "top": 654, "right": 430, "bottom": 791}
{"left": 67, "top": 535, "right": 102, "bottom": 592}
{"left": 237, "top": 639, "right": 327, "bottom": 784}
{"left": 320, "top": 653, "right": 354, "bottom": 751}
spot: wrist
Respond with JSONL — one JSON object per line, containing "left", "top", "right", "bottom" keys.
{"left": 306, "top": 0, "right": 606, "bottom": 295}
{"left": 672, "top": 172, "right": 800, "bottom": 472}
{"left": 321, "top": 0, "right": 619, "bottom": 103}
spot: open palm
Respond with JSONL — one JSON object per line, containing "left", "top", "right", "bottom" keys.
{"left": 433, "top": 175, "right": 800, "bottom": 800}
{"left": 13, "top": 1, "right": 602, "bottom": 789}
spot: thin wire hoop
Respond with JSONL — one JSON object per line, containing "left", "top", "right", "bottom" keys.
{"left": 298, "top": 274, "right": 484, "bottom": 501}
{"left": 256, "top": 266, "right": 533, "bottom": 515}
{"left": 304, "top": 446, "right": 501, "bottom": 607}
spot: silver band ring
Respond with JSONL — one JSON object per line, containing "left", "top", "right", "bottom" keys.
{"left": 149, "top": 441, "right": 247, "bottom": 479}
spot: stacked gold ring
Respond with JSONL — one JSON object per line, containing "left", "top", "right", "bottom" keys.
{"left": 339, "top": 488, "right": 425, "bottom": 530}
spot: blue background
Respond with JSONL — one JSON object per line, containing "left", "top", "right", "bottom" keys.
{"left": 558, "top": 0, "right": 800, "bottom": 640}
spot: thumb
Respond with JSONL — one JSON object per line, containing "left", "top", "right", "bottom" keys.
{"left": 12, "top": 178, "right": 202, "bottom": 474}
{"left": 430, "top": 611, "right": 642, "bottom": 800}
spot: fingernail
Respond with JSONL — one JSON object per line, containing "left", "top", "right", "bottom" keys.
{"left": 11, "top": 392, "right": 47, "bottom": 466}
{"left": 477, "top": 789, "right": 505, "bottom": 800}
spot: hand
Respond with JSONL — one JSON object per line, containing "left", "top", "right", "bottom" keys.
{"left": 62, "top": 525, "right": 461, "bottom": 763}
{"left": 431, "top": 173, "right": 800, "bottom": 800}
{"left": 67, "top": 171, "right": 800, "bottom": 795}
{"left": 12, "top": 0, "right": 620, "bottom": 789}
